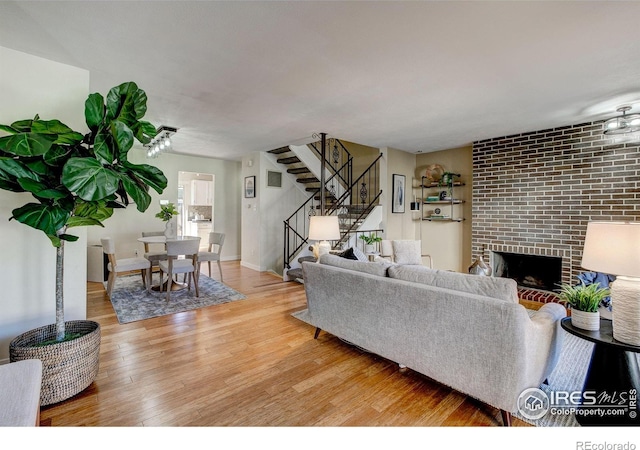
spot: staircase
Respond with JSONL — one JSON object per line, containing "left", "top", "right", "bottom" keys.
{"left": 278, "top": 143, "right": 383, "bottom": 282}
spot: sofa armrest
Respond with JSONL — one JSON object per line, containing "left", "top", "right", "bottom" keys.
{"left": 529, "top": 302, "right": 567, "bottom": 326}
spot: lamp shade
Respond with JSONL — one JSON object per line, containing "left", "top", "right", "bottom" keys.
{"left": 308, "top": 215, "right": 340, "bottom": 241}
{"left": 581, "top": 221, "right": 640, "bottom": 278}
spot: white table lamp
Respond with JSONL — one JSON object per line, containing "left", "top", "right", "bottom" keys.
{"left": 581, "top": 221, "right": 640, "bottom": 346}
{"left": 309, "top": 215, "right": 340, "bottom": 259}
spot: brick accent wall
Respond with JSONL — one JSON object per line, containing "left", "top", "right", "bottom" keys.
{"left": 472, "top": 121, "right": 640, "bottom": 288}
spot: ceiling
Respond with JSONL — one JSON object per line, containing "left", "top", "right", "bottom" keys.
{"left": 2, "top": 1, "right": 640, "bottom": 161}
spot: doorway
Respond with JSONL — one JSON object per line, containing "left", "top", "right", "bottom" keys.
{"left": 177, "top": 171, "right": 215, "bottom": 249}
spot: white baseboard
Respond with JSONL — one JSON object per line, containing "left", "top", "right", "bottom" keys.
{"left": 240, "top": 261, "right": 262, "bottom": 271}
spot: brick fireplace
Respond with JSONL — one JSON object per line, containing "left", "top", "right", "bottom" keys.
{"left": 471, "top": 120, "right": 640, "bottom": 302}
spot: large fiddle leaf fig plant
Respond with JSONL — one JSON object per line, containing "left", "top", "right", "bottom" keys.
{"left": 0, "top": 82, "right": 167, "bottom": 342}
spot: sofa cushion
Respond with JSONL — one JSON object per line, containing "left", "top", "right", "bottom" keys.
{"left": 319, "top": 253, "right": 392, "bottom": 277}
{"left": 387, "top": 264, "right": 519, "bottom": 303}
{"left": 392, "top": 240, "right": 422, "bottom": 265}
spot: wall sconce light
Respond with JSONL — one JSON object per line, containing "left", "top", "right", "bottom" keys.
{"left": 145, "top": 125, "right": 178, "bottom": 158}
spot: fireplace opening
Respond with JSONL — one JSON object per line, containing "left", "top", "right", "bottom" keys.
{"left": 491, "top": 252, "right": 562, "bottom": 292}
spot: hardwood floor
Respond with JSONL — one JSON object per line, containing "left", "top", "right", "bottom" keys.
{"left": 39, "top": 261, "right": 530, "bottom": 427}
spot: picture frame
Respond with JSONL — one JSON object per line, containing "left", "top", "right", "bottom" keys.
{"left": 392, "top": 174, "right": 405, "bottom": 213}
{"left": 244, "top": 175, "right": 256, "bottom": 198}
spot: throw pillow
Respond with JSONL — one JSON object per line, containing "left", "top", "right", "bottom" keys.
{"left": 351, "top": 246, "right": 369, "bottom": 262}
{"left": 392, "top": 240, "right": 422, "bottom": 265}
{"left": 334, "top": 247, "right": 358, "bottom": 260}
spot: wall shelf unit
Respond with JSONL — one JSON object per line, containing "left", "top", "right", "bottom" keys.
{"left": 420, "top": 175, "right": 465, "bottom": 222}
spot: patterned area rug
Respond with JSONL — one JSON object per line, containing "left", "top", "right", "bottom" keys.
{"left": 109, "top": 274, "right": 246, "bottom": 324}
{"left": 292, "top": 309, "right": 640, "bottom": 427}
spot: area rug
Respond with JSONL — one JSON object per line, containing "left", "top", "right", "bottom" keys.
{"left": 109, "top": 274, "right": 246, "bottom": 324}
{"left": 292, "top": 309, "right": 640, "bottom": 427}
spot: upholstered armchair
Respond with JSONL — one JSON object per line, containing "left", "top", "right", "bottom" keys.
{"left": 379, "top": 239, "right": 433, "bottom": 268}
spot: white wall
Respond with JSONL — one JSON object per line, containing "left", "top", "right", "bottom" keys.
{"left": 381, "top": 147, "right": 419, "bottom": 241}
{"left": 0, "top": 47, "right": 89, "bottom": 363}
{"left": 240, "top": 151, "right": 310, "bottom": 274}
{"left": 87, "top": 151, "right": 242, "bottom": 262}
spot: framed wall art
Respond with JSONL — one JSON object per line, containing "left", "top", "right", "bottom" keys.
{"left": 244, "top": 175, "right": 256, "bottom": 198}
{"left": 392, "top": 174, "right": 405, "bottom": 213}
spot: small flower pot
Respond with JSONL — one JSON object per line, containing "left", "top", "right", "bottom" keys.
{"left": 570, "top": 309, "right": 600, "bottom": 331}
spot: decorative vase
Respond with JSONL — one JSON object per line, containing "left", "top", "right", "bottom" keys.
{"left": 164, "top": 218, "right": 177, "bottom": 239}
{"left": 469, "top": 255, "right": 491, "bottom": 276}
{"left": 9, "top": 320, "right": 101, "bottom": 406}
{"left": 570, "top": 309, "right": 600, "bottom": 331}
{"left": 365, "top": 244, "right": 375, "bottom": 254}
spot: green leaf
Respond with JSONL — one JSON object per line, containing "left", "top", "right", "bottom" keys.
{"left": 59, "top": 233, "right": 79, "bottom": 242}
{"left": 0, "top": 135, "right": 11, "bottom": 151}
{"left": 61, "top": 158, "right": 120, "bottom": 201}
{"left": 85, "top": 92, "right": 105, "bottom": 130}
{"left": 53, "top": 131, "right": 84, "bottom": 145}
{"left": 17, "top": 177, "right": 48, "bottom": 194}
{"left": 66, "top": 216, "right": 104, "bottom": 228}
{"left": 47, "top": 234, "right": 61, "bottom": 247}
{"left": 24, "top": 159, "right": 49, "bottom": 176}
{"left": 121, "top": 176, "right": 151, "bottom": 212}
{"left": 111, "top": 121, "right": 134, "bottom": 157}
{"left": 0, "top": 157, "right": 40, "bottom": 181}
{"left": 10, "top": 118, "right": 36, "bottom": 132}
{"left": 0, "top": 124, "right": 18, "bottom": 134}
{"left": 44, "top": 144, "right": 72, "bottom": 167}
{"left": 11, "top": 203, "right": 69, "bottom": 237}
{"left": 73, "top": 199, "right": 113, "bottom": 222}
{"left": 31, "top": 119, "right": 74, "bottom": 135}
{"left": 122, "top": 161, "right": 167, "bottom": 194}
{"left": 106, "top": 82, "right": 139, "bottom": 125}
{"left": 131, "top": 87, "right": 148, "bottom": 120}
{"left": 4, "top": 133, "right": 55, "bottom": 157}
{"left": 132, "top": 120, "right": 157, "bottom": 145}
{"left": 93, "top": 131, "right": 113, "bottom": 165}
{"left": 35, "top": 188, "right": 69, "bottom": 200}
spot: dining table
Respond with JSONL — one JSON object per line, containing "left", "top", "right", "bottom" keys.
{"left": 136, "top": 235, "right": 200, "bottom": 291}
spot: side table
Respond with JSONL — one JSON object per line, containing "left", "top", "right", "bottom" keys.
{"left": 561, "top": 317, "right": 640, "bottom": 426}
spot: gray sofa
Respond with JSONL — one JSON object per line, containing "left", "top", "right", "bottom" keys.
{"left": 298, "top": 254, "right": 566, "bottom": 425}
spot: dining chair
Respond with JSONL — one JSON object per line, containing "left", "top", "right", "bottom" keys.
{"left": 141, "top": 231, "right": 167, "bottom": 284}
{"left": 101, "top": 237, "right": 151, "bottom": 297}
{"left": 158, "top": 237, "right": 201, "bottom": 301}
{"left": 197, "top": 232, "right": 225, "bottom": 282}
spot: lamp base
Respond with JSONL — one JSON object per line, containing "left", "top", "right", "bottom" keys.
{"left": 612, "top": 276, "right": 640, "bottom": 346}
{"left": 316, "top": 241, "right": 331, "bottom": 259}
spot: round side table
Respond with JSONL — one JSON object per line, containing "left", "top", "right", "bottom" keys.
{"left": 561, "top": 317, "right": 640, "bottom": 426}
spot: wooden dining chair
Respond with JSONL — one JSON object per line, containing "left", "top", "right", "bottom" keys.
{"left": 197, "top": 232, "right": 225, "bottom": 282}
{"left": 158, "top": 237, "right": 201, "bottom": 301}
{"left": 141, "top": 231, "right": 167, "bottom": 284}
{"left": 101, "top": 237, "right": 151, "bottom": 297}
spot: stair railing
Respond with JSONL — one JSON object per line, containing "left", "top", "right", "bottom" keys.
{"left": 327, "top": 154, "right": 383, "bottom": 248}
{"left": 283, "top": 153, "right": 383, "bottom": 270}
{"left": 309, "top": 136, "right": 352, "bottom": 193}
{"left": 283, "top": 159, "right": 351, "bottom": 269}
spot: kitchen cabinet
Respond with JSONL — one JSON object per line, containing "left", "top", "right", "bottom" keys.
{"left": 191, "top": 180, "right": 212, "bottom": 205}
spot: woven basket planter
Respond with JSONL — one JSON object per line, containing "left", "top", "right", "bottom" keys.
{"left": 9, "top": 320, "right": 100, "bottom": 406}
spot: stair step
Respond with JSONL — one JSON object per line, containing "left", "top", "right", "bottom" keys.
{"left": 267, "top": 146, "right": 291, "bottom": 155}
{"left": 287, "top": 167, "right": 311, "bottom": 175}
{"left": 277, "top": 156, "right": 300, "bottom": 165}
{"left": 297, "top": 177, "right": 319, "bottom": 184}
